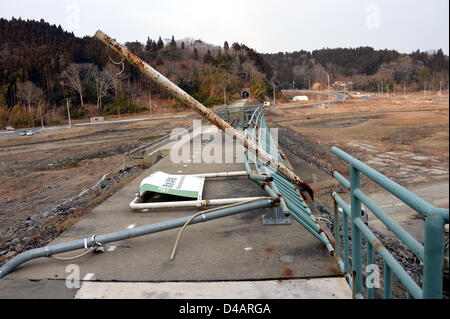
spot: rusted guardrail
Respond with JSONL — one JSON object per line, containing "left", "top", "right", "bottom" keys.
{"left": 93, "top": 30, "right": 314, "bottom": 200}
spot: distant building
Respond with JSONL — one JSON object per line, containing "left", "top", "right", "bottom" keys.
{"left": 90, "top": 117, "right": 105, "bottom": 123}
{"left": 293, "top": 96, "right": 309, "bottom": 102}
{"left": 333, "top": 81, "right": 347, "bottom": 90}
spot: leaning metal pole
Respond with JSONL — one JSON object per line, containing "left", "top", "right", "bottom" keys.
{"left": 93, "top": 30, "right": 314, "bottom": 200}
{"left": 0, "top": 199, "right": 273, "bottom": 279}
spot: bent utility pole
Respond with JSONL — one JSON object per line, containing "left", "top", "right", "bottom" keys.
{"left": 93, "top": 30, "right": 314, "bottom": 200}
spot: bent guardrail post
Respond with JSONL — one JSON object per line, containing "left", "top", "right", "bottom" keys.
{"left": 0, "top": 199, "right": 273, "bottom": 279}
{"left": 350, "top": 164, "right": 363, "bottom": 296}
{"left": 423, "top": 212, "right": 446, "bottom": 298}
{"left": 93, "top": 30, "right": 314, "bottom": 201}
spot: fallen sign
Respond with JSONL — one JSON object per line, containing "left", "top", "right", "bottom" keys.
{"left": 138, "top": 171, "right": 205, "bottom": 199}
{"left": 129, "top": 171, "right": 271, "bottom": 210}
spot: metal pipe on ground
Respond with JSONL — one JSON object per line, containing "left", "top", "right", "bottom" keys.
{"left": 93, "top": 30, "right": 314, "bottom": 201}
{"left": 192, "top": 171, "right": 248, "bottom": 178}
{"left": 0, "top": 199, "right": 273, "bottom": 279}
{"left": 129, "top": 197, "right": 271, "bottom": 210}
{"left": 193, "top": 171, "right": 272, "bottom": 182}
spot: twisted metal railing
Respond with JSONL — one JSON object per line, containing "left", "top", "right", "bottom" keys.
{"left": 331, "top": 147, "right": 449, "bottom": 299}
{"left": 217, "top": 106, "right": 336, "bottom": 256}
{"left": 217, "top": 105, "right": 449, "bottom": 299}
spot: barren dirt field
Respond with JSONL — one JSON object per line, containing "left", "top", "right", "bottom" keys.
{"left": 270, "top": 91, "right": 449, "bottom": 204}
{"left": 0, "top": 114, "right": 192, "bottom": 233}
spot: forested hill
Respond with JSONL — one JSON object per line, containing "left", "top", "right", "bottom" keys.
{"left": 0, "top": 18, "right": 108, "bottom": 107}
{"left": 0, "top": 18, "right": 272, "bottom": 127}
{"left": 0, "top": 18, "right": 449, "bottom": 129}
{"left": 263, "top": 47, "right": 449, "bottom": 91}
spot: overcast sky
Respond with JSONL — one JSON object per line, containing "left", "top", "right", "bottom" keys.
{"left": 1, "top": 0, "right": 448, "bottom": 54}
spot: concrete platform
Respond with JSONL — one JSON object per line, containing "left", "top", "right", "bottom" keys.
{"left": 0, "top": 125, "right": 349, "bottom": 298}
{"left": 74, "top": 278, "right": 351, "bottom": 299}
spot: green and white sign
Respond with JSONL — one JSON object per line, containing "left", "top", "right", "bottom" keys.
{"left": 138, "top": 171, "right": 205, "bottom": 199}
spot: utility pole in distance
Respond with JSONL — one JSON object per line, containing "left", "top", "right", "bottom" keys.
{"left": 39, "top": 105, "right": 44, "bottom": 132}
{"left": 149, "top": 81, "right": 153, "bottom": 117}
{"left": 273, "top": 83, "right": 276, "bottom": 106}
{"left": 66, "top": 98, "right": 72, "bottom": 128}
{"left": 327, "top": 73, "right": 330, "bottom": 105}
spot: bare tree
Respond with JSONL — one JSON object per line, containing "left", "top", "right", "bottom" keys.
{"left": 378, "top": 63, "right": 396, "bottom": 82}
{"left": 104, "top": 64, "right": 122, "bottom": 101}
{"left": 94, "top": 69, "right": 114, "bottom": 113}
{"left": 125, "top": 78, "right": 139, "bottom": 105}
{"left": 16, "top": 81, "right": 43, "bottom": 126}
{"left": 61, "top": 63, "right": 96, "bottom": 109}
{"left": 394, "top": 56, "right": 414, "bottom": 84}
{"left": 311, "top": 63, "right": 328, "bottom": 84}
{"left": 351, "top": 74, "right": 369, "bottom": 90}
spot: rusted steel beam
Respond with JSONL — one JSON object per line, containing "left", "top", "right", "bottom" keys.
{"left": 93, "top": 30, "right": 314, "bottom": 200}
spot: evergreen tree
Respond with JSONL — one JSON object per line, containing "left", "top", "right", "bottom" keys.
{"left": 145, "top": 37, "right": 152, "bottom": 51}
{"left": 156, "top": 37, "right": 164, "bottom": 50}
{"left": 169, "top": 35, "right": 176, "bottom": 48}
{"left": 232, "top": 42, "right": 241, "bottom": 51}
{"left": 191, "top": 48, "right": 199, "bottom": 60}
{"left": 203, "top": 49, "right": 213, "bottom": 64}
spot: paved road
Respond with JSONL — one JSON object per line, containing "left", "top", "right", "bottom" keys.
{"left": 278, "top": 90, "right": 348, "bottom": 110}
{"left": 0, "top": 126, "right": 67, "bottom": 138}
{"left": 0, "top": 114, "right": 189, "bottom": 139}
{"left": 73, "top": 114, "right": 188, "bottom": 127}
{"left": 285, "top": 90, "right": 348, "bottom": 101}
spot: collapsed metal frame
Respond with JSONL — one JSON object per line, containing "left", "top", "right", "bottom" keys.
{"left": 215, "top": 105, "right": 261, "bottom": 129}
{"left": 217, "top": 104, "right": 449, "bottom": 299}
{"left": 218, "top": 106, "right": 336, "bottom": 254}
